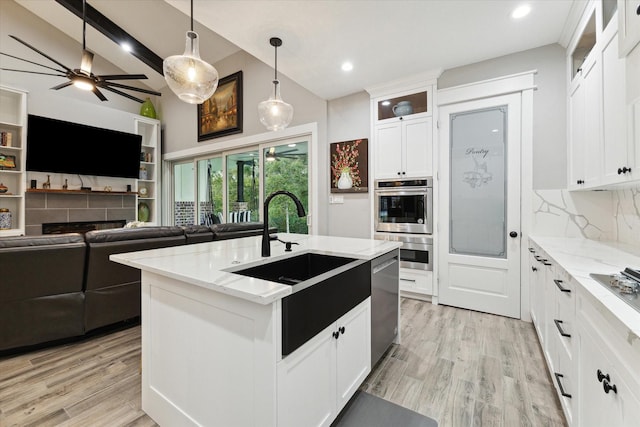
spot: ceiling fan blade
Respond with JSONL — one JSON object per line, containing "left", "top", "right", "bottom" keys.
{"left": 0, "top": 67, "right": 66, "bottom": 78}
{"left": 93, "top": 87, "right": 108, "bottom": 102}
{"left": 80, "top": 49, "right": 93, "bottom": 76}
{"left": 51, "top": 81, "right": 73, "bottom": 90}
{"left": 100, "top": 74, "right": 148, "bottom": 81}
{"left": 101, "top": 85, "right": 144, "bottom": 103}
{"left": 101, "top": 81, "right": 161, "bottom": 96}
{"left": 9, "top": 35, "right": 73, "bottom": 72}
{"left": 0, "top": 51, "right": 68, "bottom": 74}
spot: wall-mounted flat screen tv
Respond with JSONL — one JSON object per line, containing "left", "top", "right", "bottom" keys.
{"left": 26, "top": 114, "right": 142, "bottom": 179}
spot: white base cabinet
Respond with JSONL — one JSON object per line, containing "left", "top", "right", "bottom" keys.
{"left": 399, "top": 267, "right": 433, "bottom": 297}
{"left": 140, "top": 269, "right": 372, "bottom": 427}
{"left": 577, "top": 288, "right": 640, "bottom": 427}
{"left": 277, "top": 298, "right": 371, "bottom": 427}
{"left": 529, "top": 238, "right": 640, "bottom": 426}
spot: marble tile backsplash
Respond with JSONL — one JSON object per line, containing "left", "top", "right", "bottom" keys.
{"left": 613, "top": 187, "right": 640, "bottom": 245}
{"left": 532, "top": 187, "right": 640, "bottom": 246}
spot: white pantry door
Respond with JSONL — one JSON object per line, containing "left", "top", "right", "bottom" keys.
{"left": 438, "top": 93, "right": 521, "bottom": 318}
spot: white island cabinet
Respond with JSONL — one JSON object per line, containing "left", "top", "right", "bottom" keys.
{"left": 111, "top": 234, "right": 400, "bottom": 427}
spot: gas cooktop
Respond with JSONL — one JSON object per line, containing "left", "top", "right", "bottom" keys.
{"left": 590, "top": 268, "right": 640, "bottom": 313}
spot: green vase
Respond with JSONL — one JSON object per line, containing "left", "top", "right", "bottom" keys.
{"left": 140, "top": 98, "right": 157, "bottom": 119}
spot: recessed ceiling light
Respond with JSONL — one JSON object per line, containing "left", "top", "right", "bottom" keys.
{"left": 341, "top": 62, "right": 353, "bottom": 72}
{"left": 512, "top": 5, "right": 531, "bottom": 19}
{"left": 120, "top": 42, "right": 132, "bottom": 52}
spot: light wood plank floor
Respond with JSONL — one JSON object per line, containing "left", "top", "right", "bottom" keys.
{"left": 0, "top": 298, "right": 566, "bottom": 427}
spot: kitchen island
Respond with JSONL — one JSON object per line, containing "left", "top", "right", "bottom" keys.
{"left": 111, "top": 233, "right": 401, "bottom": 427}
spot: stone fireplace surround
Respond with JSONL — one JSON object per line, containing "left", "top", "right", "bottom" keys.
{"left": 25, "top": 192, "right": 136, "bottom": 236}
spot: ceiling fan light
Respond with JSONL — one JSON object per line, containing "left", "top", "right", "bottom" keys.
{"left": 163, "top": 31, "right": 219, "bottom": 104}
{"left": 73, "top": 75, "right": 95, "bottom": 91}
{"left": 258, "top": 81, "right": 294, "bottom": 131}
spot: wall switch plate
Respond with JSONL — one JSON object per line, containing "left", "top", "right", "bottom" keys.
{"left": 330, "top": 195, "right": 344, "bottom": 204}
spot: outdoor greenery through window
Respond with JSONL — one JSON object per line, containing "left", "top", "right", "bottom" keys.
{"left": 172, "top": 139, "right": 309, "bottom": 234}
{"left": 264, "top": 142, "right": 308, "bottom": 234}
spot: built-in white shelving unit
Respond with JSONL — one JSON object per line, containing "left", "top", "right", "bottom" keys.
{"left": 0, "top": 85, "right": 27, "bottom": 236}
{"left": 134, "top": 116, "right": 160, "bottom": 225}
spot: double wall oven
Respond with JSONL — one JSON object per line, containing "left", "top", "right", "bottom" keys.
{"left": 374, "top": 178, "right": 433, "bottom": 271}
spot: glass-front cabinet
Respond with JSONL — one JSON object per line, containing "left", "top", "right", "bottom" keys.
{"left": 370, "top": 84, "right": 435, "bottom": 180}
{"left": 375, "top": 90, "right": 430, "bottom": 122}
{"left": 0, "top": 85, "right": 27, "bottom": 236}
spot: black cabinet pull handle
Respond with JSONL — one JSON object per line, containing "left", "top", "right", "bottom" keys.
{"left": 597, "top": 369, "right": 610, "bottom": 383}
{"left": 528, "top": 247, "right": 535, "bottom": 253}
{"left": 576, "top": 179, "right": 584, "bottom": 184}
{"left": 554, "top": 279, "right": 571, "bottom": 293}
{"left": 554, "top": 319, "right": 571, "bottom": 338}
{"left": 543, "top": 261, "right": 553, "bottom": 266}
{"left": 532, "top": 266, "right": 538, "bottom": 272}
{"left": 618, "top": 166, "right": 632, "bottom": 175}
{"left": 554, "top": 373, "right": 572, "bottom": 398}
{"left": 636, "top": 4, "right": 640, "bottom": 15}
{"left": 332, "top": 331, "right": 340, "bottom": 339}
{"left": 339, "top": 326, "right": 345, "bottom": 335}
{"left": 603, "top": 379, "right": 618, "bottom": 394}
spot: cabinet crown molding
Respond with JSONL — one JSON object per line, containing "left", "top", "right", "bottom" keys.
{"left": 365, "top": 70, "right": 441, "bottom": 98}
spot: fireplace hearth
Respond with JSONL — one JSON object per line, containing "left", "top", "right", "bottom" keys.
{"left": 42, "top": 220, "right": 126, "bottom": 235}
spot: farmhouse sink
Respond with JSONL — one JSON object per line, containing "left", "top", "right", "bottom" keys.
{"left": 228, "top": 251, "right": 371, "bottom": 355}
{"left": 231, "top": 252, "right": 357, "bottom": 286}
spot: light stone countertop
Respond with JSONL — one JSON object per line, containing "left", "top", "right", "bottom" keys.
{"left": 529, "top": 236, "right": 640, "bottom": 339}
{"left": 110, "top": 233, "right": 401, "bottom": 305}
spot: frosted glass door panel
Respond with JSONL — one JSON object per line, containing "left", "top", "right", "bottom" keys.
{"left": 450, "top": 106, "right": 507, "bottom": 258}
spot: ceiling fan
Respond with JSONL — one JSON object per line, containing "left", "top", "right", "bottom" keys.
{"left": 0, "top": 0, "right": 160, "bottom": 103}
{"left": 265, "top": 146, "right": 306, "bottom": 162}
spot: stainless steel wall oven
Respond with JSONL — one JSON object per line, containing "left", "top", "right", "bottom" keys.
{"left": 375, "top": 233, "right": 433, "bottom": 271}
{"left": 374, "top": 178, "right": 433, "bottom": 235}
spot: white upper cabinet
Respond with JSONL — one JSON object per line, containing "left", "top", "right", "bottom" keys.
{"left": 368, "top": 80, "right": 436, "bottom": 180}
{"left": 567, "top": 1, "right": 637, "bottom": 190}
{"left": 618, "top": 0, "right": 640, "bottom": 56}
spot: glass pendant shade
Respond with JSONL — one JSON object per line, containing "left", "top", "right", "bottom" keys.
{"left": 164, "top": 31, "right": 218, "bottom": 104}
{"left": 258, "top": 81, "right": 294, "bottom": 131}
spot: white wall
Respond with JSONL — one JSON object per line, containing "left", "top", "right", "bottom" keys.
{"left": 326, "top": 91, "right": 371, "bottom": 238}
{"left": 0, "top": 1, "right": 150, "bottom": 120}
{"left": 438, "top": 43, "right": 567, "bottom": 191}
{"left": 0, "top": 1, "right": 161, "bottom": 192}
{"left": 159, "top": 49, "right": 330, "bottom": 234}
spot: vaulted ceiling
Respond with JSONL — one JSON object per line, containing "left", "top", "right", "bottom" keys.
{"left": 12, "top": 0, "right": 582, "bottom": 101}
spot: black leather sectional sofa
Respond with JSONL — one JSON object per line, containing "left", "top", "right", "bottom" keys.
{"left": 0, "top": 222, "right": 271, "bottom": 354}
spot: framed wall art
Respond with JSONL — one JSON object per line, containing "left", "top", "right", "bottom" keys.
{"left": 330, "top": 138, "right": 368, "bottom": 193}
{"left": 198, "top": 70, "right": 243, "bottom": 141}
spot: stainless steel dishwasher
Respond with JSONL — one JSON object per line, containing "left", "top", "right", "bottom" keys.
{"left": 370, "top": 249, "right": 400, "bottom": 367}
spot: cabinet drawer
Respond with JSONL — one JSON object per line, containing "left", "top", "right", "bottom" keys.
{"left": 399, "top": 267, "right": 428, "bottom": 291}
{"left": 554, "top": 338, "right": 575, "bottom": 426}
{"left": 576, "top": 287, "right": 640, "bottom": 392}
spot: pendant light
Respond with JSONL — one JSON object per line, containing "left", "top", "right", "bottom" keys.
{"left": 258, "top": 37, "right": 294, "bottom": 131}
{"left": 163, "top": 0, "right": 218, "bottom": 104}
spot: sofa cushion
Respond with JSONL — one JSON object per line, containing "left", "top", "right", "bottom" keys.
{"left": 211, "top": 222, "right": 274, "bottom": 241}
{"left": 84, "top": 226, "right": 185, "bottom": 243}
{"left": 182, "top": 224, "right": 215, "bottom": 244}
{"left": 0, "top": 233, "right": 86, "bottom": 301}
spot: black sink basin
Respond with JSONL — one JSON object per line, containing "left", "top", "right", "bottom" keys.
{"left": 228, "top": 251, "right": 372, "bottom": 356}
{"left": 231, "top": 252, "right": 357, "bottom": 286}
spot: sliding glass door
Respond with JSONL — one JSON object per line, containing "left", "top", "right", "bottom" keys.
{"left": 263, "top": 141, "right": 308, "bottom": 233}
{"left": 170, "top": 138, "right": 309, "bottom": 233}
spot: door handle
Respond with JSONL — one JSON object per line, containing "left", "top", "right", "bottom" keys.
{"left": 509, "top": 231, "right": 518, "bottom": 238}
